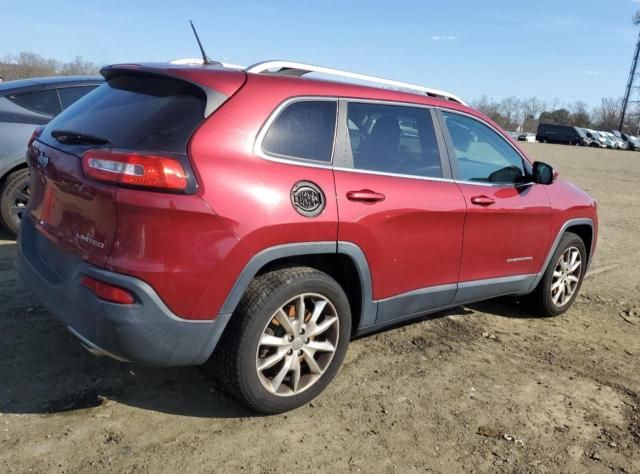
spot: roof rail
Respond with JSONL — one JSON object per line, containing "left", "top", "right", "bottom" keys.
{"left": 245, "top": 60, "right": 467, "bottom": 106}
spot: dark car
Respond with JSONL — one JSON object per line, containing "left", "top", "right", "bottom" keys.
{"left": 536, "top": 123, "right": 590, "bottom": 146}
{"left": 17, "top": 61, "right": 597, "bottom": 414}
{"left": 0, "top": 76, "right": 102, "bottom": 234}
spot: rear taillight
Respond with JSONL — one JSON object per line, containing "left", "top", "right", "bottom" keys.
{"left": 81, "top": 276, "right": 135, "bottom": 305}
{"left": 28, "top": 126, "right": 45, "bottom": 149}
{"left": 82, "top": 150, "right": 188, "bottom": 191}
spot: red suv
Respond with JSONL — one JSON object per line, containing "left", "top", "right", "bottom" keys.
{"left": 16, "top": 61, "right": 597, "bottom": 414}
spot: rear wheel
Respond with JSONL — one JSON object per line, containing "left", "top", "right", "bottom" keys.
{"left": 213, "top": 267, "right": 351, "bottom": 414}
{"left": 528, "top": 232, "right": 587, "bottom": 317}
{"left": 0, "top": 168, "right": 31, "bottom": 236}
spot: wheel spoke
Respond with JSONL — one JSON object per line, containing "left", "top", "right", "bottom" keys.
{"left": 568, "top": 260, "right": 581, "bottom": 273}
{"left": 302, "top": 348, "right": 322, "bottom": 374}
{"left": 551, "top": 279, "right": 563, "bottom": 291}
{"left": 567, "top": 275, "right": 579, "bottom": 283}
{"left": 553, "top": 270, "right": 563, "bottom": 278}
{"left": 275, "top": 308, "right": 296, "bottom": 335}
{"left": 308, "top": 315, "right": 338, "bottom": 337}
{"left": 271, "top": 354, "right": 294, "bottom": 392}
{"left": 306, "top": 339, "right": 335, "bottom": 353}
{"left": 564, "top": 280, "right": 572, "bottom": 296}
{"left": 258, "top": 349, "right": 286, "bottom": 371}
{"left": 290, "top": 356, "right": 301, "bottom": 392}
{"left": 309, "top": 299, "right": 328, "bottom": 325}
{"left": 296, "top": 295, "right": 306, "bottom": 328}
{"left": 10, "top": 205, "right": 24, "bottom": 216}
{"left": 552, "top": 284, "right": 564, "bottom": 304}
{"left": 15, "top": 190, "right": 29, "bottom": 202}
{"left": 260, "top": 333, "right": 290, "bottom": 347}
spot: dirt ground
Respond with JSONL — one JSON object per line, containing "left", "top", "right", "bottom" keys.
{"left": 1, "top": 143, "right": 639, "bottom": 473}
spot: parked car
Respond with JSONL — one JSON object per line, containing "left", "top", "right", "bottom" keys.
{"left": 517, "top": 132, "right": 536, "bottom": 142}
{"left": 16, "top": 60, "right": 598, "bottom": 414}
{"left": 597, "top": 131, "right": 617, "bottom": 149}
{"left": 581, "top": 128, "right": 606, "bottom": 148}
{"left": 611, "top": 130, "right": 638, "bottom": 150}
{"left": 536, "top": 123, "right": 589, "bottom": 146}
{"left": 610, "top": 133, "right": 628, "bottom": 150}
{"left": 0, "top": 76, "right": 102, "bottom": 234}
{"left": 506, "top": 131, "right": 519, "bottom": 140}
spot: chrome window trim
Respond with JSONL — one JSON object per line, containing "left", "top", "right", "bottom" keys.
{"left": 253, "top": 96, "right": 534, "bottom": 187}
{"left": 254, "top": 96, "right": 339, "bottom": 167}
{"left": 332, "top": 165, "right": 456, "bottom": 184}
{"left": 436, "top": 107, "right": 535, "bottom": 187}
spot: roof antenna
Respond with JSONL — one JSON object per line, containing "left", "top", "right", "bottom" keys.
{"left": 189, "top": 20, "right": 222, "bottom": 66}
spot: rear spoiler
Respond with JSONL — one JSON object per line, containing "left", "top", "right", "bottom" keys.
{"left": 100, "top": 63, "right": 246, "bottom": 118}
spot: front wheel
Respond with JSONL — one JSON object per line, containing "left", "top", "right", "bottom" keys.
{"left": 0, "top": 168, "right": 31, "bottom": 236}
{"left": 213, "top": 267, "right": 352, "bottom": 414}
{"left": 528, "top": 232, "right": 587, "bottom": 317}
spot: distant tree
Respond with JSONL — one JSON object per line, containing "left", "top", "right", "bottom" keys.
{"left": 539, "top": 108, "right": 571, "bottom": 125}
{"left": 591, "top": 98, "right": 622, "bottom": 131}
{"left": 0, "top": 51, "right": 100, "bottom": 81}
{"left": 499, "top": 96, "right": 522, "bottom": 131}
{"left": 568, "top": 101, "right": 591, "bottom": 128}
{"left": 58, "top": 56, "right": 100, "bottom": 75}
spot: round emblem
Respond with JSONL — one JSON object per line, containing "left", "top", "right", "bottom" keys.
{"left": 290, "top": 181, "right": 325, "bottom": 218}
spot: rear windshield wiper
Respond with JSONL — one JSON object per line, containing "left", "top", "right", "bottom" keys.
{"left": 51, "top": 129, "right": 110, "bottom": 145}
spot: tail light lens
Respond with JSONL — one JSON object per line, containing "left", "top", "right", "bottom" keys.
{"left": 26, "top": 126, "right": 45, "bottom": 164}
{"left": 82, "top": 149, "right": 188, "bottom": 191}
{"left": 28, "top": 126, "right": 45, "bottom": 149}
{"left": 82, "top": 276, "right": 135, "bottom": 305}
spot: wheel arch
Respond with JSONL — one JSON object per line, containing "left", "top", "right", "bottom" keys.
{"left": 219, "top": 242, "right": 376, "bottom": 335}
{"left": 528, "top": 217, "right": 594, "bottom": 291}
{"left": 0, "top": 161, "right": 29, "bottom": 187}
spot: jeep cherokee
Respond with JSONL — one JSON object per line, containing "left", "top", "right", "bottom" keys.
{"left": 16, "top": 60, "right": 598, "bottom": 414}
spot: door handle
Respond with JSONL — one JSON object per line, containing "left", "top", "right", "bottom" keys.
{"left": 470, "top": 195, "right": 495, "bottom": 206}
{"left": 346, "top": 189, "right": 386, "bottom": 203}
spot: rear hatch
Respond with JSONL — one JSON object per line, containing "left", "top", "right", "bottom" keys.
{"left": 28, "top": 66, "right": 245, "bottom": 267}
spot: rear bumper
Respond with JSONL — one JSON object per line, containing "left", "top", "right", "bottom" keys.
{"left": 16, "top": 216, "right": 230, "bottom": 367}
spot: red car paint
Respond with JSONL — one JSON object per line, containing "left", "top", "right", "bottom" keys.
{"left": 26, "top": 63, "right": 597, "bottom": 323}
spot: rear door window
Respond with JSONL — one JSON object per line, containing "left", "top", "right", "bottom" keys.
{"left": 345, "top": 102, "right": 443, "bottom": 178}
{"left": 58, "top": 85, "right": 98, "bottom": 109}
{"left": 7, "top": 89, "right": 62, "bottom": 116}
{"left": 44, "top": 75, "right": 206, "bottom": 153}
{"left": 262, "top": 100, "right": 337, "bottom": 163}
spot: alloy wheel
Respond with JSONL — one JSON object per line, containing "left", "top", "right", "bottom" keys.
{"left": 255, "top": 293, "right": 339, "bottom": 397}
{"left": 551, "top": 246, "right": 582, "bottom": 307}
{"left": 8, "top": 181, "right": 29, "bottom": 228}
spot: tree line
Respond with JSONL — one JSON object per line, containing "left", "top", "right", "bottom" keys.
{"left": 0, "top": 52, "right": 100, "bottom": 82}
{"left": 1, "top": 51, "right": 635, "bottom": 134}
{"left": 472, "top": 95, "right": 634, "bottom": 134}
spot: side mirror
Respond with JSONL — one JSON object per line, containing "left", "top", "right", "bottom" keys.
{"left": 532, "top": 161, "right": 555, "bottom": 185}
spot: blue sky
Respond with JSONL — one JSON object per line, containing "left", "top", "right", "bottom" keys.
{"left": 1, "top": 0, "right": 639, "bottom": 107}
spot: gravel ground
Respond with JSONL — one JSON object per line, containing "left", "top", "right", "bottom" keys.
{"left": 1, "top": 143, "right": 639, "bottom": 473}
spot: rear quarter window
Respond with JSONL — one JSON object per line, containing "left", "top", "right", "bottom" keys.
{"left": 261, "top": 100, "right": 337, "bottom": 163}
{"left": 7, "top": 89, "right": 62, "bottom": 116}
{"left": 44, "top": 75, "right": 206, "bottom": 153}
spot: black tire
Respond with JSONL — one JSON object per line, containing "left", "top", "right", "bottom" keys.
{"left": 528, "top": 232, "right": 587, "bottom": 317}
{"left": 0, "top": 168, "right": 31, "bottom": 236}
{"left": 213, "top": 266, "right": 351, "bottom": 414}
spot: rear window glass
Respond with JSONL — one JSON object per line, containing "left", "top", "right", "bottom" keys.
{"left": 262, "top": 100, "right": 337, "bottom": 163}
{"left": 44, "top": 75, "right": 206, "bottom": 153}
{"left": 8, "top": 89, "right": 62, "bottom": 116}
